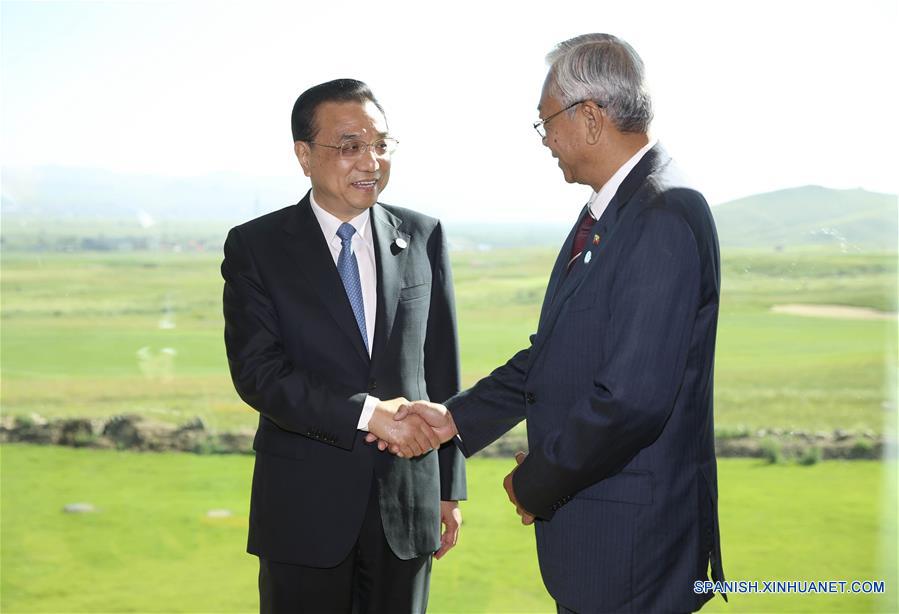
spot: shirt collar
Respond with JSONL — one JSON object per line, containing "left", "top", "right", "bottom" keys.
{"left": 309, "top": 191, "right": 371, "bottom": 242}
{"left": 587, "top": 137, "right": 658, "bottom": 219}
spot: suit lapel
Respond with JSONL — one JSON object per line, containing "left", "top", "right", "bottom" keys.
{"left": 536, "top": 206, "right": 584, "bottom": 334}
{"left": 529, "top": 144, "right": 671, "bottom": 364}
{"left": 547, "top": 202, "right": 616, "bottom": 316}
{"left": 369, "top": 204, "right": 410, "bottom": 371}
{"left": 282, "top": 193, "right": 370, "bottom": 364}
{"left": 529, "top": 210, "right": 610, "bottom": 364}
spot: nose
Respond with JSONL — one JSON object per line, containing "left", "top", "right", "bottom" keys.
{"left": 356, "top": 146, "right": 379, "bottom": 171}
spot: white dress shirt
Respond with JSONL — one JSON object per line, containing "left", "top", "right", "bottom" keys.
{"left": 586, "top": 138, "right": 658, "bottom": 219}
{"left": 309, "top": 192, "right": 380, "bottom": 430}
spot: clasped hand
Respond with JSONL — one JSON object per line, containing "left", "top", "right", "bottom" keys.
{"left": 367, "top": 400, "right": 535, "bottom": 524}
{"left": 365, "top": 399, "right": 457, "bottom": 458}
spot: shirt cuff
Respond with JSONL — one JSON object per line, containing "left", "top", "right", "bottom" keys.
{"left": 358, "top": 395, "right": 380, "bottom": 431}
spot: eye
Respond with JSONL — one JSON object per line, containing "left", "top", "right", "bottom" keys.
{"left": 373, "top": 140, "right": 389, "bottom": 154}
{"left": 341, "top": 141, "right": 364, "bottom": 155}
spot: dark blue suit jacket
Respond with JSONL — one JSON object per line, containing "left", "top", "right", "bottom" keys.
{"left": 448, "top": 145, "right": 725, "bottom": 613}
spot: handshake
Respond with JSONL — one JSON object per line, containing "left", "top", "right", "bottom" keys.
{"left": 365, "top": 398, "right": 458, "bottom": 458}
{"left": 366, "top": 397, "right": 536, "bottom": 525}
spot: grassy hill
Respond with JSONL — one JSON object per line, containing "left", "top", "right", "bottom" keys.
{"left": 712, "top": 186, "right": 897, "bottom": 250}
{"left": 4, "top": 184, "right": 896, "bottom": 252}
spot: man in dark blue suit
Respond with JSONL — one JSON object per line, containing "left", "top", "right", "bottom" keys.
{"left": 392, "top": 34, "right": 726, "bottom": 612}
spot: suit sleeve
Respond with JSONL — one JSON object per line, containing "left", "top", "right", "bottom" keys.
{"left": 222, "top": 227, "right": 363, "bottom": 450}
{"left": 423, "top": 221, "right": 468, "bottom": 501}
{"left": 444, "top": 343, "right": 531, "bottom": 456}
{"left": 514, "top": 206, "right": 702, "bottom": 519}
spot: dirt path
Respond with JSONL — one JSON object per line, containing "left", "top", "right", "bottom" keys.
{"left": 771, "top": 304, "right": 897, "bottom": 320}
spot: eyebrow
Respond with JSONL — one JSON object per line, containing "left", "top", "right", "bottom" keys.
{"left": 338, "top": 131, "right": 389, "bottom": 141}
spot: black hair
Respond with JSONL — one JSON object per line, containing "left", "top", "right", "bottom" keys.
{"left": 290, "top": 78, "right": 386, "bottom": 142}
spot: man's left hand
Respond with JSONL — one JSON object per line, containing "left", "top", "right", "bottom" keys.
{"left": 504, "top": 451, "right": 535, "bottom": 525}
{"left": 435, "top": 500, "right": 462, "bottom": 560}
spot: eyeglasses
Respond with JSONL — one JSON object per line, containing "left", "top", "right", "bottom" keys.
{"left": 310, "top": 137, "right": 399, "bottom": 159}
{"left": 533, "top": 100, "right": 603, "bottom": 138}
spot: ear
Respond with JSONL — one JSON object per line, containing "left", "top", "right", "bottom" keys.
{"left": 295, "top": 141, "right": 312, "bottom": 177}
{"left": 582, "top": 102, "right": 605, "bottom": 145}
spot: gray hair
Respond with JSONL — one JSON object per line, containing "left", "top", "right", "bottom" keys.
{"left": 545, "top": 33, "right": 653, "bottom": 133}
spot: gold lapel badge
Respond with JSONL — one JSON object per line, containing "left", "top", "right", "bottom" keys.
{"left": 593, "top": 234, "right": 601, "bottom": 246}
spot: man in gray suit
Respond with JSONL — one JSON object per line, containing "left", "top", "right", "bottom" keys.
{"left": 386, "top": 34, "right": 726, "bottom": 613}
{"left": 223, "top": 78, "right": 466, "bottom": 613}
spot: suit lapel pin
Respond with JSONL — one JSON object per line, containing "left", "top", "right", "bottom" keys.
{"left": 393, "top": 237, "right": 407, "bottom": 250}
{"left": 584, "top": 251, "right": 592, "bottom": 264}
{"left": 593, "top": 234, "right": 600, "bottom": 245}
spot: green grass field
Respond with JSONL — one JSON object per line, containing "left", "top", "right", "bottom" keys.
{"left": 1, "top": 245, "right": 897, "bottom": 612}
{"left": 1, "top": 446, "right": 896, "bottom": 613}
{"left": 1, "top": 248, "right": 895, "bottom": 434}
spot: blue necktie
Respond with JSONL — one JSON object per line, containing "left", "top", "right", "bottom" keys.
{"left": 336, "top": 223, "right": 369, "bottom": 352}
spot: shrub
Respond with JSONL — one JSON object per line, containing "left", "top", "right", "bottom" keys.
{"left": 851, "top": 438, "right": 874, "bottom": 459}
{"left": 193, "top": 437, "right": 225, "bottom": 455}
{"left": 797, "top": 446, "right": 821, "bottom": 466}
{"left": 716, "top": 425, "right": 750, "bottom": 440}
{"left": 760, "top": 438, "right": 782, "bottom": 464}
{"left": 71, "top": 430, "right": 98, "bottom": 447}
{"left": 14, "top": 414, "right": 34, "bottom": 428}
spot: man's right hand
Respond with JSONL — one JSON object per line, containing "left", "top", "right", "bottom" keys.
{"left": 396, "top": 401, "right": 458, "bottom": 444}
{"left": 366, "top": 397, "right": 442, "bottom": 458}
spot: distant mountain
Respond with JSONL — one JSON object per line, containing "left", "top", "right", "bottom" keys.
{"left": 1, "top": 166, "right": 574, "bottom": 249}
{"left": 712, "top": 186, "right": 897, "bottom": 250}
{"left": 1, "top": 166, "right": 302, "bottom": 222}
{"left": 2, "top": 167, "right": 896, "bottom": 251}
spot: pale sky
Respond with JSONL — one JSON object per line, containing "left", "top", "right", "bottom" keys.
{"left": 1, "top": 0, "right": 897, "bottom": 222}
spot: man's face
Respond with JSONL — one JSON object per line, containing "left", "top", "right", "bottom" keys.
{"left": 537, "top": 89, "right": 586, "bottom": 185}
{"left": 296, "top": 100, "right": 391, "bottom": 220}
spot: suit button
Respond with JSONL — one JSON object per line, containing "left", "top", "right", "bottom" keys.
{"left": 526, "top": 392, "right": 536, "bottom": 404}
{"left": 368, "top": 379, "right": 377, "bottom": 392}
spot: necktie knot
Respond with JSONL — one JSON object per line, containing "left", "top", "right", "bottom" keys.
{"left": 571, "top": 209, "right": 596, "bottom": 257}
{"left": 337, "top": 223, "right": 356, "bottom": 244}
